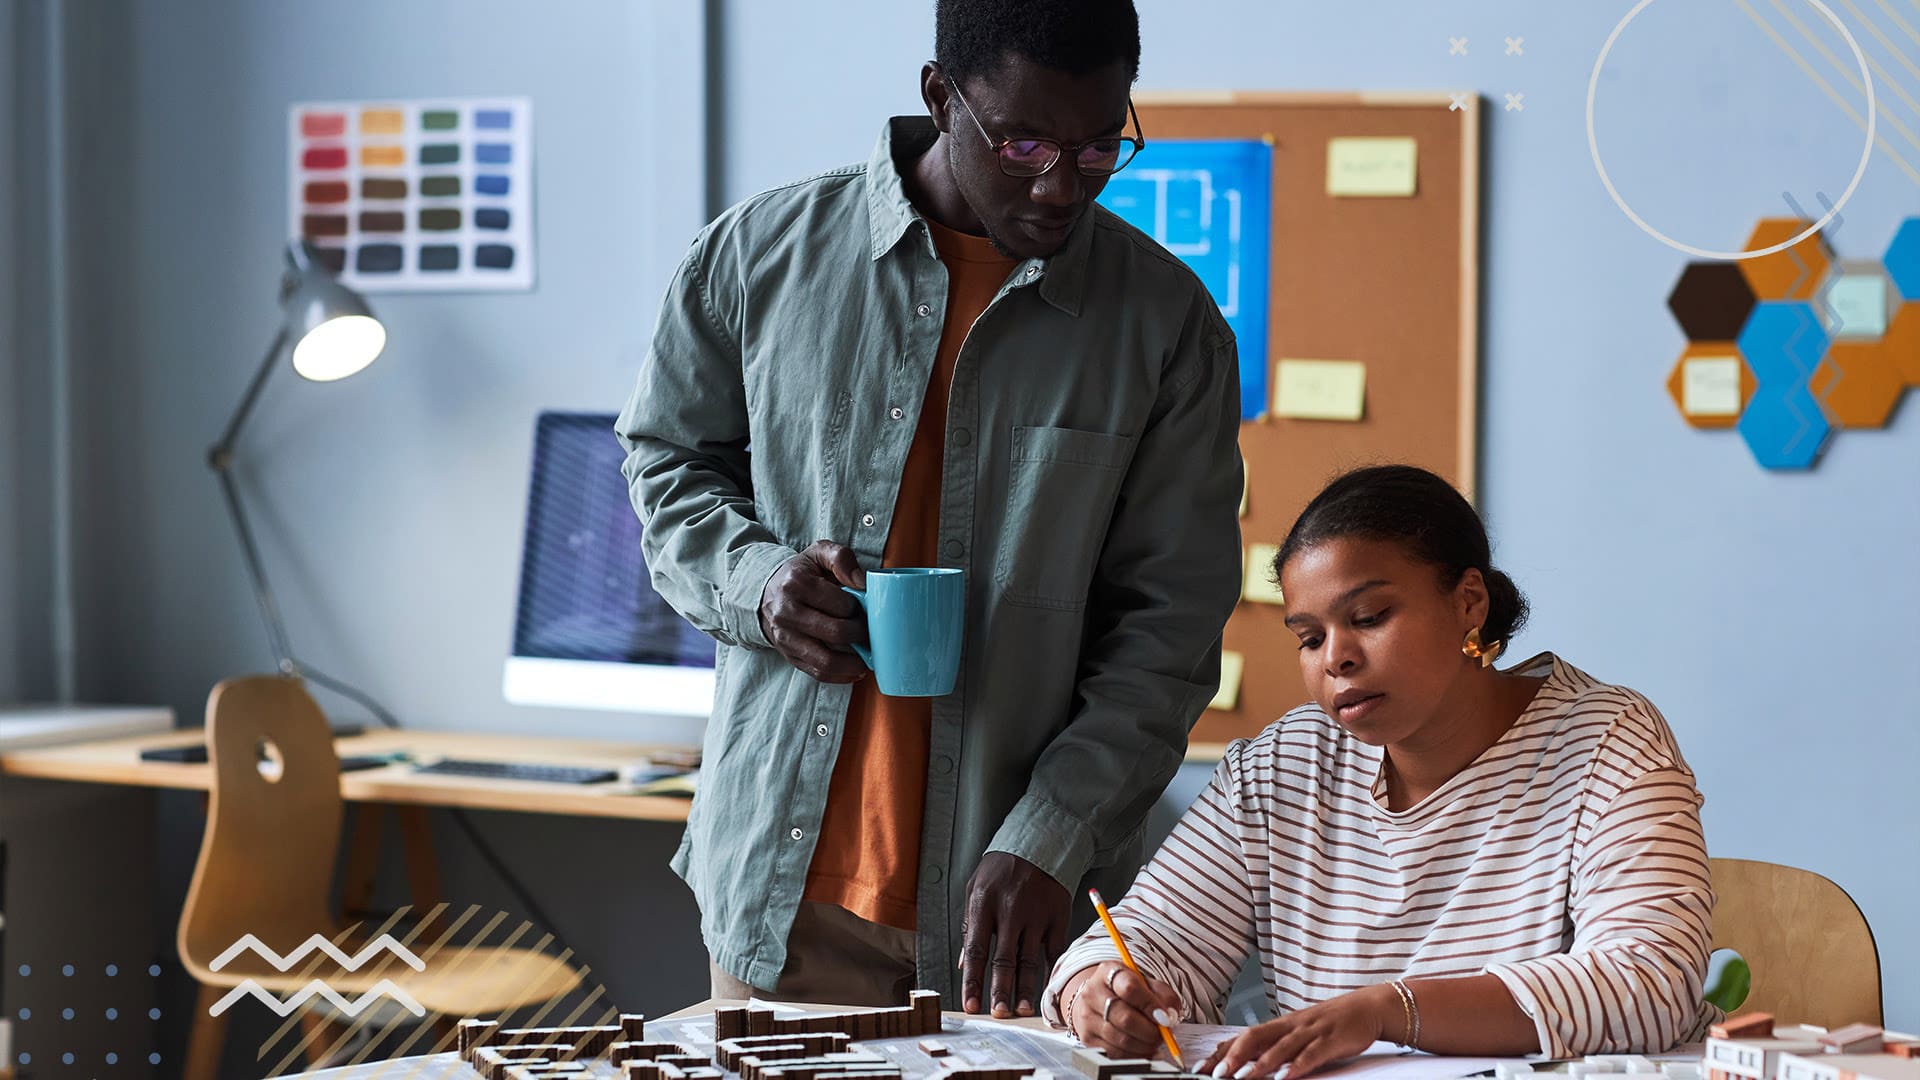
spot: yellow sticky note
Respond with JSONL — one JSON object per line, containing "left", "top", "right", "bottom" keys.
{"left": 1243, "top": 543, "right": 1285, "bottom": 605}
{"left": 1683, "top": 356, "right": 1743, "bottom": 417}
{"left": 1208, "top": 650, "right": 1245, "bottom": 711}
{"left": 1275, "top": 360, "right": 1366, "bottom": 422}
{"left": 1327, "top": 137, "right": 1418, "bottom": 197}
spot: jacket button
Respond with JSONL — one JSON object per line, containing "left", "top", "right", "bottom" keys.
{"left": 925, "top": 864, "right": 944, "bottom": 884}
{"left": 890, "top": 407, "right": 905, "bottom": 421}
{"left": 789, "top": 827, "right": 804, "bottom": 841}
{"left": 952, "top": 429, "right": 972, "bottom": 448}
{"left": 916, "top": 303, "right": 932, "bottom": 317}
{"left": 816, "top": 724, "right": 830, "bottom": 737}
{"left": 861, "top": 513, "right": 876, "bottom": 527}
{"left": 944, "top": 540, "right": 963, "bottom": 558}
{"left": 934, "top": 756, "right": 954, "bottom": 774}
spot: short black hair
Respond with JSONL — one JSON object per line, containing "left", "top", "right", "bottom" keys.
{"left": 934, "top": 0, "right": 1141, "bottom": 86}
{"left": 1275, "top": 465, "right": 1531, "bottom": 648}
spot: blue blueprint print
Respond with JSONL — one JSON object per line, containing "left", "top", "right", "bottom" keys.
{"left": 1098, "top": 139, "right": 1273, "bottom": 420}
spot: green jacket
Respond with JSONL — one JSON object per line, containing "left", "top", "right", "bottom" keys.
{"left": 616, "top": 117, "right": 1244, "bottom": 995}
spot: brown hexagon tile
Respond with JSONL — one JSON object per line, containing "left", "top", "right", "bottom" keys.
{"left": 1810, "top": 339, "right": 1906, "bottom": 428}
{"left": 1739, "top": 218, "right": 1832, "bottom": 301}
{"left": 1884, "top": 302, "right": 1920, "bottom": 386}
{"left": 1668, "top": 263, "right": 1758, "bottom": 341}
{"left": 1666, "top": 343, "right": 1755, "bottom": 429}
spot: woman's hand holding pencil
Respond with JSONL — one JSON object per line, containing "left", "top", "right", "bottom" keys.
{"left": 1059, "top": 889, "right": 1188, "bottom": 1066}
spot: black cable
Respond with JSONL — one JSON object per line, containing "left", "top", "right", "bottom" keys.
{"left": 298, "top": 662, "right": 580, "bottom": 973}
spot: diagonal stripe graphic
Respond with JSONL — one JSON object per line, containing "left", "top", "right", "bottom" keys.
{"left": 1734, "top": 0, "right": 1920, "bottom": 185}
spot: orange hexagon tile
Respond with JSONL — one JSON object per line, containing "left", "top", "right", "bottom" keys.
{"left": 1885, "top": 302, "right": 1920, "bottom": 386}
{"left": 1666, "top": 343, "right": 1756, "bottom": 429}
{"left": 1810, "top": 340, "right": 1906, "bottom": 428}
{"left": 1739, "top": 218, "right": 1832, "bottom": 301}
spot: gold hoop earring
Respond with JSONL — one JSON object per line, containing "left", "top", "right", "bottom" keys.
{"left": 1462, "top": 626, "right": 1503, "bottom": 668}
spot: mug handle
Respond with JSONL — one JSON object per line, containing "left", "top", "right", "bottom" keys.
{"left": 840, "top": 587, "right": 875, "bottom": 669}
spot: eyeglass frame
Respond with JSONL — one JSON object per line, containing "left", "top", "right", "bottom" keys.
{"left": 942, "top": 73, "right": 1146, "bottom": 178}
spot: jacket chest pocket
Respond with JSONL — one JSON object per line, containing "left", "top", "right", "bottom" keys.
{"left": 996, "top": 426, "right": 1137, "bottom": 611}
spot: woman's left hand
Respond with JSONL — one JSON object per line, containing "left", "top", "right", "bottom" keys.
{"left": 1197, "top": 984, "right": 1397, "bottom": 1079}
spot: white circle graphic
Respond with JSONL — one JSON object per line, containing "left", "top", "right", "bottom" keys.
{"left": 1587, "top": 0, "right": 1875, "bottom": 261}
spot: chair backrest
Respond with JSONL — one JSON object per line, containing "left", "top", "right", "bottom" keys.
{"left": 1710, "top": 857, "right": 1882, "bottom": 1028}
{"left": 177, "top": 676, "right": 344, "bottom": 983}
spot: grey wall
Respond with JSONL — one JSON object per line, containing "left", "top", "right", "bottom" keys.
{"left": 11, "top": 0, "right": 1917, "bottom": 1068}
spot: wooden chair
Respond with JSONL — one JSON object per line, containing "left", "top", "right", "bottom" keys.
{"left": 178, "top": 676, "right": 583, "bottom": 1079}
{"left": 1709, "top": 857, "right": 1882, "bottom": 1028}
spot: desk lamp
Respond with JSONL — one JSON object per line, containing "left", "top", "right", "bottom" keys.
{"left": 206, "top": 240, "right": 386, "bottom": 685}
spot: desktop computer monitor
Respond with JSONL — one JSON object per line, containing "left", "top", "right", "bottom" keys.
{"left": 502, "top": 411, "right": 717, "bottom": 717}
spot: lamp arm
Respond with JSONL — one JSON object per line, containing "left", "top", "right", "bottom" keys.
{"left": 206, "top": 325, "right": 300, "bottom": 675}
{"left": 213, "top": 466, "right": 299, "bottom": 676}
{"left": 207, "top": 325, "right": 288, "bottom": 468}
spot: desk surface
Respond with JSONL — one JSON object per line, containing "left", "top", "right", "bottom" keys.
{"left": 0, "top": 729, "right": 697, "bottom": 822}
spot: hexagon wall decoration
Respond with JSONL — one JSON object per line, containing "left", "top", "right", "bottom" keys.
{"left": 1668, "top": 263, "right": 1758, "bottom": 342}
{"left": 1736, "top": 301, "right": 1831, "bottom": 470}
{"left": 1666, "top": 344, "right": 1755, "bottom": 429}
{"left": 1739, "top": 218, "right": 1832, "bottom": 301}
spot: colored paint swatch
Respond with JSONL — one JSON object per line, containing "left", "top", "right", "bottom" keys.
{"left": 302, "top": 214, "right": 349, "bottom": 238}
{"left": 304, "top": 181, "right": 349, "bottom": 204}
{"left": 290, "top": 97, "right": 534, "bottom": 291}
{"left": 357, "top": 244, "right": 404, "bottom": 272}
{"left": 303, "top": 147, "right": 347, "bottom": 170}
{"left": 362, "top": 145, "right": 406, "bottom": 168}
{"left": 301, "top": 113, "right": 346, "bottom": 138}
{"left": 360, "top": 109, "right": 404, "bottom": 134}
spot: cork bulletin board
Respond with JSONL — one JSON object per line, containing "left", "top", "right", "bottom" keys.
{"left": 1126, "top": 92, "right": 1483, "bottom": 749}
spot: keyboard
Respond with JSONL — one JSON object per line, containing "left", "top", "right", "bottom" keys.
{"left": 412, "top": 759, "right": 618, "bottom": 785}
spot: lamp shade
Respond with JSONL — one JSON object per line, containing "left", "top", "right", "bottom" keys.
{"left": 281, "top": 241, "right": 386, "bottom": 381}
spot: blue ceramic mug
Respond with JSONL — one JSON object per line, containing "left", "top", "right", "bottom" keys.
{"left": 842, "top": 568, "right": 965, "bottom": 697}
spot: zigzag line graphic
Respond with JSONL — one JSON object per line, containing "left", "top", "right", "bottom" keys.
{"left": 209, "top": 979, "right": 426, "bottom": 1018}
{"left": 210, "top": 933, "right": 425, "bottom": 973}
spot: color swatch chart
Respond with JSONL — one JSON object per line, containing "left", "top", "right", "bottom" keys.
{"left": 288, "top": 97, "right": 534, "bottom": 291}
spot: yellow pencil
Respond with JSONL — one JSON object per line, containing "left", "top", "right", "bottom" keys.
{"left": 1089, "top": 887, "right": 1187, "bottom": 1069}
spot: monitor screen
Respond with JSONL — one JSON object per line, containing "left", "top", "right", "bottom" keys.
{"left": 503, "top": 411, "right": 716, "bottom": 717}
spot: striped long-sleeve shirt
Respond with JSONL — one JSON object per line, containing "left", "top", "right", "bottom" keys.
{"left": 1045, "top": 653, "right": 1719, "bottom": 1058}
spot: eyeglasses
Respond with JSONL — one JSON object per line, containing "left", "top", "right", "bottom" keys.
{"left": 946, "top": 78, "right": 1145, "bottom": 178}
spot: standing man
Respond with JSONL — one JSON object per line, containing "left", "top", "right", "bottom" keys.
{"left": 616, "top": 0, "right": 1242, "bottom": 1017}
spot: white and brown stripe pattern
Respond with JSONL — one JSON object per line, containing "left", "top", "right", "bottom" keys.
{"left": 1045, "top": 653, "right": 1719, "bottom": 1057}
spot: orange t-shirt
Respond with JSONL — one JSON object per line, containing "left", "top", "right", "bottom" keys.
{"left": 802, "top": 219, "right": 1016, "bottom": 931}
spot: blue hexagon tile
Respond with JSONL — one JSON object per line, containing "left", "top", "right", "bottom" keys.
{"left": 1884, "top": 217, "right": 1920, "bottom": 301}
{"left": 1736, "top": 301, "right": 1832, "bottom": 469}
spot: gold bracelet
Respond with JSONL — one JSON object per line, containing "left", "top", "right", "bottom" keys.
{"left": 1389, "top": 980, "right": 1420, "bottom": 1049}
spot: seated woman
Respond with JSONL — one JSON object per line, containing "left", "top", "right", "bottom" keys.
{"left": 1045, "top": 465, "right": 1716, "bottom": 1078}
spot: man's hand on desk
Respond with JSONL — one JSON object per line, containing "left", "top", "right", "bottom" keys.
{"left": 759, "top": 541, "right": 870, "bottom": 683}
{"left": 960, "top": 851, "right": 1070, "bottom": 1019}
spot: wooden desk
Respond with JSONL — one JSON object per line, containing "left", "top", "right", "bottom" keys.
{"left": 0, "top": 728, "right": 695, "bottom": 822}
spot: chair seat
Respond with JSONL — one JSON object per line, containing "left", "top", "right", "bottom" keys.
{"left": 196, "top": 944, "right": 582, "bottom": 1016}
